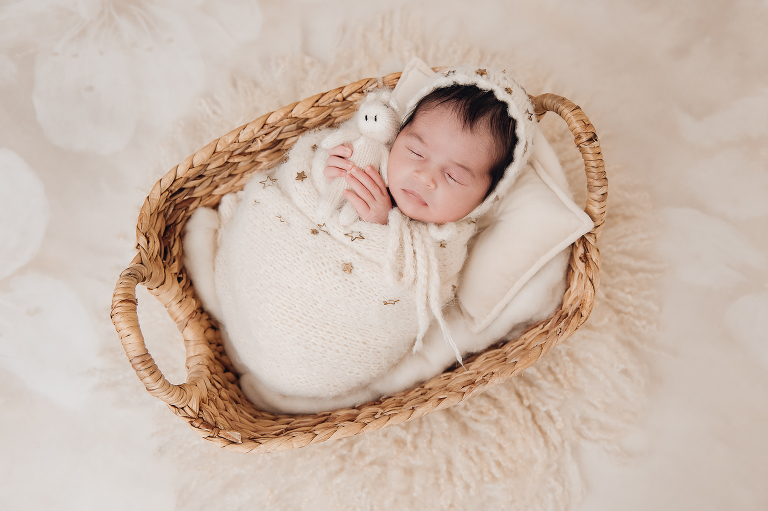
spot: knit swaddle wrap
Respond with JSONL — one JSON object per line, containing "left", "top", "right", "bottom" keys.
{"left": 214, "top": 129, "right": 471, "bottom": 398}
{"left": 214, "top": 63, "right": 539, "bottom": 400}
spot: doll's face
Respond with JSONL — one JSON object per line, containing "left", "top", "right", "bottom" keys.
{"left": 356, "top": 100, "right": 399, "bottom": 145}
{"left": 387, "top": 103, "right": 496, "bottom": 224}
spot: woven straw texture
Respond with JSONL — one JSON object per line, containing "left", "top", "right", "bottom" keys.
{"left": 110, "top": 71, "right": 607, "bottom": 454}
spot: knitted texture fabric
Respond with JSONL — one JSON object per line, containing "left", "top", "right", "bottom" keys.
{"left": 211, "top": 65, "right": 537, "bottom": 401}
{"left": 213, "top": 128, "right": 474, "bottom": 399}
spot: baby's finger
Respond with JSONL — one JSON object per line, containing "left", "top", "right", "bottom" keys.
{"left": 342, "top": 189, "right": 370, "bottom": 215}
{"left": 348, "top": 166, "right": 384, "bottom": 199}
{"left": 324, "top": 156, "right": 354, "bottom": 182}
{"left": 327, "top": 144, "right": 353, "bottom": 158}
{"left": 323, "top": 166, "right": 346, "bottom": 182}
{"left": 362, "top": 165, "right": 387, "bottom": 195}
{"left": 345, "top": 169, "right": 376, "bottom": 204}
{"left": 326, "top": 155, "right": 353, "bottom": 171}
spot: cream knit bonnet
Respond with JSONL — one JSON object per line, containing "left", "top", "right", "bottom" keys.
{"left": 391, "top": 58, "right": 538, "bottom": 222}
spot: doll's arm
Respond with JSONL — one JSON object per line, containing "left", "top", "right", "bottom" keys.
{"left": 320, "top": 129, "right": 361, "bottom": 150}
{"left": 315, "top": 145, "right": 352, "bottom": 222}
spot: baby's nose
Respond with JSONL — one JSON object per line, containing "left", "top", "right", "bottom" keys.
{"left": 414, "top": 168, "right": 436, "bottom": 189}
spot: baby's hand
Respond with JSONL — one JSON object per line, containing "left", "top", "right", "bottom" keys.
{"left": 344, "top": 165, "right": 392, "bottom": 225}
{"left": 323, "top": 144, "right": 354, "bottom": 183}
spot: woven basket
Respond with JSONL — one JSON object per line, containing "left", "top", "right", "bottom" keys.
{"left": 111, "top": 71, "right": 607, "bottom": 453}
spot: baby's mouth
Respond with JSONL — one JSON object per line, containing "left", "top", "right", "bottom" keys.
{"left": 403, "top": 189, "right": 427, "bottom": 206}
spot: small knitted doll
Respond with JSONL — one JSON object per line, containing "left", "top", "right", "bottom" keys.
{"left": 315, "top": 90, "right": 400, "bottom": 226}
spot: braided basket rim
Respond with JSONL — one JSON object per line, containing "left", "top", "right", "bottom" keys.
{"left": 110, "top": 70, "right": 607, "bottom": 453}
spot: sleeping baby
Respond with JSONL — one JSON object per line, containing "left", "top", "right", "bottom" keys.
{"left": 183, "top": 62, "right": 543, "bottom": 413}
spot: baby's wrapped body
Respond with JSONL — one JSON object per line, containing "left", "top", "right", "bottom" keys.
{"left": 212, "top": 129, "right": 475, "bottom": 399}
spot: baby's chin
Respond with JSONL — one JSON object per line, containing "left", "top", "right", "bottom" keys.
{"left": 391, "top": 192, "right": 429, "bottom": 222}
{"left": 394, "top": 200, "right": 464, "bottom": 225}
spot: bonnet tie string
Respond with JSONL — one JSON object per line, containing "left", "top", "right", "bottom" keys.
{"left": 386, "top": 213, "right": 463, "bottom": 365}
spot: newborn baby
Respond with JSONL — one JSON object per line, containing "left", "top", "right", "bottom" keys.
{"left": 325, "top": 83, "right": 515, "bottom": 226}
{"left": 183, "top": 65, "right": 538, "bottom": 412}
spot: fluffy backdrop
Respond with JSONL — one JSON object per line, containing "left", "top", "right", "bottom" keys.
{"left": 101, "top": 15, "right": 659, "bottom": 511}
{"left": 5, "top": 2, "right": 768, "bottom": 510}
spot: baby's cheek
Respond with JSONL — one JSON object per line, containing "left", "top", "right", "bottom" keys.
{"left": 386, "top": 157, "right": 401, "bottom": 181}
{"left": 443, "top": 191, "right": 483, "bottom": 223}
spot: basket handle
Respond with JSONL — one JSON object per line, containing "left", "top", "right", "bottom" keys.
{"left": 111, "top": 263, "right": 197, "bottom": 409}
{"left": 532, "top": 93, "right": 607, "bottom": 241}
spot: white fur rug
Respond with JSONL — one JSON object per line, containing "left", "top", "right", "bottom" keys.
{"left": 115, "top": 14, "right": 659, "bottom": 511}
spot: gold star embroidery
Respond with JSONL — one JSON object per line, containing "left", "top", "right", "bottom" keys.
{"left": 341, "top": 262, "right": 353, "bottom": 274}
{"left": 439, "top": 241, "right": 447, "bottom": 248}
{"left": 383, "top": 299, "right": 399, "bottom": 305}
{"left": 476, "top": 68, "right": 487, "bottom": 76}
{"left": 505, "top": 87, "right": 513, "bottom": 95}
{"left": 311, "top": 223, "right": 329, "bottom": 235}
{"left": 345, "top": 231, "right": 365, "bottom": 242}
{"left": 276, "top": 215, "right": 288, "bottom": 223}
{"left": 253, "top": 200, "right": 260, "bottom": 204}
{"left": 260, "top": 176, "right": 277, "bottom": 188}
{"left": 295, "top": 171, "right": 307, "bottom": 181}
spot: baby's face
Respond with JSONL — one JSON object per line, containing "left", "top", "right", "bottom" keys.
{"left": 387, "top": 104, "right": 497, "bottom": 224}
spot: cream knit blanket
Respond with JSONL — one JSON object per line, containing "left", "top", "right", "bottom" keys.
{"left": 213, "top": 128, "right": 475, "bottom": 399}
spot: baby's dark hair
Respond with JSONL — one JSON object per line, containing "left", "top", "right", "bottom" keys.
{"left": 400, "top": 84, "right": 518, "bottom": 198}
